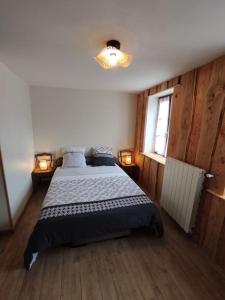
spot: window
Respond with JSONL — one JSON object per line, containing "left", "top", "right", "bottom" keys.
{"left": 154, "top": 95, "right": 172, "bottom": 156}
{"left": 144, "top": 89, "right": 173, "bottom": 157}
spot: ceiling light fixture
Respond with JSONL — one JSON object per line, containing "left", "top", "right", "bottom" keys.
{"left": 95, "top": 40, "right": 132, "bottom": 69}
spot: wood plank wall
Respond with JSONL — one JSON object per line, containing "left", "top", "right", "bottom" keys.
{"left": 134, "top": 55, "right": 225, "bottom": 269}
{"left": 196, "top": 191, "right": 225, "bottom": 269}
{"left": 134, "top": 77, "right": 181, "bottom": 205}
{"left": 137, "top": 154, "right": 165, "bottom": 205}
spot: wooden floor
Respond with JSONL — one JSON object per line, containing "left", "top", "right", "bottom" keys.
{"left": 0, "top": 189, "right": 225, "bottom": 300}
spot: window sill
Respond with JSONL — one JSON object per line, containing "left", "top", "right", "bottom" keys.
{"left": 206, "top": 189, "right": 225, "bottom": 201}
{"left": 142, "top": 152, "right": 166, "bottom": 165}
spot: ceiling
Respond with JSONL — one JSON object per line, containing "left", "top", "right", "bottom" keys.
{"left": 1, "top": 0, "right": 225, "bottom": 92}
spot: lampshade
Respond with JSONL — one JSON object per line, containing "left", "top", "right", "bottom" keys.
{"left": 125, "top": 156, "right": 132, "bottom": 165}
{"left": 39, "top": 160, "right": 48, "bottom": 171}
{"left": 34, "top": 153, "right": 53, "bottom": 171}
{"left": 118, "top": 149, "right": 134, "bottom": 166}
{"left": 95, "top": 40, "right": 132, "bottom": 69}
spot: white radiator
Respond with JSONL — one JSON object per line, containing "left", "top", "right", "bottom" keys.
{"left": 161, "top": 157, "right": 206, "bottom": 233}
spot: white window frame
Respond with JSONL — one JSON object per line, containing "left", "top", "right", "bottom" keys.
{"left": 154, "top": 94, "right": 172, "bottom": 157}
{"left": 144, "top": 88, "right": 173, "bottom": 157}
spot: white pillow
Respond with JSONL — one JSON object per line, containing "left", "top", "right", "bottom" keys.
{"left": 92, "top": 146, "right": 113, "bottom": 155}
{"left": 62, "top": 146, "right": 85, "bottom": 154}
{"left": 62, "top": 152, "right": 86, "bottom": 168}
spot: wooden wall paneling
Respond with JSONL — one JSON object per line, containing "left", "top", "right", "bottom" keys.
{"left": 175, "top": 70, "right": 196, "bottom": 160}
{"left": 186, "top": 63, "right": 213, "bottom": 166}
{"left": 139, "top": 155, "right": 145, "bottom": 187}
{"left": 139, "top": 155, "right": 146, "bottom": 187}
{"left": 142, "top": 156, "right": 151, "bottom": 191}
{"left": 134, "top": 94, "right": 140, "bottom": 153}
{"left": 208, "top": 106, "right": 225, "bottom": 194}
{"left": 133, "top": 55, "right": 225, "bottom": 270}
{"left": 172, "top": 76, "right": 181, "bottom": 87}
{"left": 134, "top": 93, "right": 145, "bottom": 184}
{"left": 134, "top": 92, "right": 147, "bottom": 180}
{"left": 167, "top": 85, "right": 182, "bottom": 158}
{"left": 159, "top": 81, "right": 168, "bottom": 91}
{"left": 147, "top": 76, "right": 180, "bottom": 96}
{"left": 139, "top": 91, "right": 148, "bottom": 153}
{"left": 203, "top": 195, "right": 225, "bottom": 258}
{"left": 155, "top": 164, "right": 165, "bottom": 204}
{"left": 194, "top": 191, "right": 212, "bottom": 244}
{"left": 167, "top": 70, "right": 197, "bottom": 160}
{"left": 148, "top": 160, "right": 158, "bottom": 200}
{"left": 134, "top": 91, "right": 148, "bottom": 156}
{"left": 167, "top": 80, "right": 173, "bottom": 88}
{"left": 195, "top": 56, "right": 225, "bottom": 170}
{"left": 134, "top": 93, "right": 143, "bottom": 156}
{"left": 148, "top": 86, "right": 157, "bottom": 96}
{"left": 154, "top": 85, "right": 159, "bottom": 94}
{"left": 136, "top": 153, "right": 144, "bottom": 184}
{"left": 137, "top": 92, "right": 144, "bottom": 153}
{"left": 168, "top": 76, "right": 180, "bottom": 88}
{"left": 216, "top": 217, "right": 225, "bottom": 268}
{"left": 137, "top": 156, "right": 165, "bottom": 204}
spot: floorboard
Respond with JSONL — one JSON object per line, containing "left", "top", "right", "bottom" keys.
{"left": 0, "top": 188, "right": 225, "bottom": 300}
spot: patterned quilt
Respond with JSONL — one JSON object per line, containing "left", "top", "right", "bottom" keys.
{"left": 24, "top": 166, "right": 163, "bottom": 270}
{"left": 41, "top": 171, "right": 149, "bottom": 219}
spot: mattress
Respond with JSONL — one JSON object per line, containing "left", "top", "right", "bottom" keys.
{"left": 24, "top": 165, "right": 163, "bottom": 270}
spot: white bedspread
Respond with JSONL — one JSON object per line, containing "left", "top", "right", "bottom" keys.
{"left": 42, "top": 165, "right": 145, "bottom": 209}
{"left": 53, "top": 164, "right": 126, "bottom": 179}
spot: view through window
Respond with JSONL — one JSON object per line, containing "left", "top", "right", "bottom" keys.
{"left": 154, "top": 94, "right": 172, "bottom": 156}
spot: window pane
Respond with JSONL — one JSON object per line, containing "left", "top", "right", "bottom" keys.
{"left": 155, "top": 96, "right": 171, "bottom": 156}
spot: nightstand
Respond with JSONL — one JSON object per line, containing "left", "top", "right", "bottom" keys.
{"left": 32, "top": 168, "right": 55, "bottom": 191}
{"left": 119, "top": 163, "right": 139, "bottom": 182}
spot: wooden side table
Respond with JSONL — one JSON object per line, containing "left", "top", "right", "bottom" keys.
{"left": 119, "top": 163, "right": 139, "bottom": 182}
{"left": 32, "top": 168, "right": 55, "bottom": 191}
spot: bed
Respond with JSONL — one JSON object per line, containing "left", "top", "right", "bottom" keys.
{"left": 24, "top": 164, "right": 163, "bottom": 270}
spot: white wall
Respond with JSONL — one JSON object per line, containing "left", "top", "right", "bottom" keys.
{"left": 30, "top": 87, "right": 136, "bottom": 155}
{"left": 0, "top": 62, "right": 34, "bottom": 227}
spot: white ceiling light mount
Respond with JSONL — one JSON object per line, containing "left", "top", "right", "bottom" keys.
{"left": 95, "top": 40, "right": 132, "bottom": 69}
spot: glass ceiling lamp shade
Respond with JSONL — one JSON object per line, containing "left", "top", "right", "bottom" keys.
{"left": 95, "top": 40, "right": 132, "bottom": 69}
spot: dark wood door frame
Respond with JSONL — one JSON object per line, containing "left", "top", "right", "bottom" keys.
{"left": 0, "top": 147, "right": 13, "bottom": 232}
